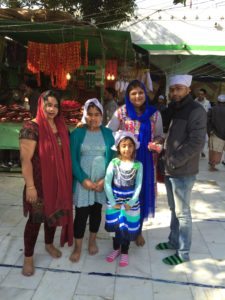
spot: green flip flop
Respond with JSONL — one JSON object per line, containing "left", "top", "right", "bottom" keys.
{"left": 155, "top": 242, "right": 174, "bottom": 250}
{"left": 162, "top": 254, "right": 186, "bottom": 265}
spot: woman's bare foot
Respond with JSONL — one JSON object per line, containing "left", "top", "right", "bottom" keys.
{"left": 69, "top": 238, "right": 82, "bottom": 263}
{"left": 45, "top": 244, "right": 62, "bottom": 258}
{"left": 209, "top": 166, "right": 218, "bottom": 172}
{"left": 88, "top": 233, "right": 98, "bottom": 255}
{"left": 69, "top": 248, "right": 81, "bottom": 262}
{"left": 22, "top": 256, "right": 34, "bottom": 276}
{"left": 88, "top": 240, "right": 98, "bottom": 255}
{"left": 135, "top": 234, "right": 145, "bottom": 247}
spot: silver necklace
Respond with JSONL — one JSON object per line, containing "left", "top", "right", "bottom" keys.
{"left": 116, "top": 164, "right": 136, "bottom": 181}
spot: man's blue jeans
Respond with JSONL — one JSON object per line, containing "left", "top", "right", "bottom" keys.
{"left": 165, "top": 175, "right": 196, "bottom": 261}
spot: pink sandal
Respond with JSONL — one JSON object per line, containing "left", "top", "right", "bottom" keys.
{"left": 119, "top": 254, "right": 129, "bottom": 267}
{"left": 106, "top": 249, "right": 120, "bottom": 262}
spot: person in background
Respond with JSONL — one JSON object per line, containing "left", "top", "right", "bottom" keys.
{"left": 19, "top": 90, "right": 73, "bottom": 276}
{"left": 195, "top": 88, "right": 211, "bottom": 112}
{"left": 103, "top": 87, "right": 118, "bottom": 125}
{"left": 70, "top": 98, "right": 114, "bottom": 262}
{"left": 105, "top": 131, "right": 143, "bottom": 267}
{"left": 156, "top": 95, "right": 167, "bottom": 113}
{"left": 156, "top": 75, "right": 206, "bottom": 265}
{"left": 107, "top": 80, "right": 164, "bottom": 247}
{"left": 208, "top": 94, "right": 225, "bottom": 171}
{"left": 222, "top": 152, "right": 225, "bottom": 166}
{"left": 195, "top": 88, "right": 211, "bottom": 157}
{"left": 22, "top": 78, "right": 40, "bottom": 118}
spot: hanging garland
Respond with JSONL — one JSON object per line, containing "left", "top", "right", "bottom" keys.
{"left": 27, "top": 41, "right": 88, "bottom": 89}
{"left": 84, "top": 40, "right": 88, "bottom": 67}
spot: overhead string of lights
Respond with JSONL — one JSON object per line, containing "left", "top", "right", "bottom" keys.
{"left": 0, "top": 0, "right": 220, "bottom": 31}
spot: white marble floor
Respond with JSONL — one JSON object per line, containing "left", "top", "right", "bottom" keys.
{"left": 0, "top": 158, "right": 225, "bottom": 300}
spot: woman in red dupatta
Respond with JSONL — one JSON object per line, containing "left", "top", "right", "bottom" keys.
{"left": 19, "top": 90, "right": 73, "bottom": 276}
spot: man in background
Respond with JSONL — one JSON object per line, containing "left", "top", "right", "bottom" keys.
{"left": 195, "top": 88, "right": 211, "bottom": 157}
{"left": 156, "top": 95, "right": 167, "bottom": 112}
{"left": 208, "top": 94, "right": 225, "bottom": 171}
{"left": 103, "top": 87, "right": 118, "bottom": 125}
{"left": 22, "top": 78, "right": 40, "bottom": 118}
{"left": 195, "top": 88, "right": 211, "bottom": 112}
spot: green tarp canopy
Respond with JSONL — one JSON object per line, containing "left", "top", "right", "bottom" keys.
{"left": 0, "top": 19, "right": 134, "bottom": 61}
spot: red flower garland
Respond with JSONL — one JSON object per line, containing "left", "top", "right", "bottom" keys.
{"left": 27, "top": 41, "right": 85, "bottom": 89}
{"left": 84, "top": 40, "right": 88, "bottom": 67}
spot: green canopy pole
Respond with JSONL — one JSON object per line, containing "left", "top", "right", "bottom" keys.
{"left": 99, "top": 32, "right": 106, "bottom": 104}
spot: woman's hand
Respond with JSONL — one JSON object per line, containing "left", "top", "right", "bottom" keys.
{"left": 26, "top": 186, "right": 38, "bottom": 203}
{"left": 20, "top": 138, "right": 37, "bottom": 204}
{"left": 94, "top": 179, "right": 104, "bottom": 192}
{"left": 82, "top": 179, "right": 97, "bottom": 190}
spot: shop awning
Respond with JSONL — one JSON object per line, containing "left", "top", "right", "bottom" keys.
{"left": 116, "top": 8, "right": 225, "bottom": 76}
{"left": 119, "top": 9, "right": 225, "bottom": 57}
{"left": 0, "top": 19, "right": 134, "bottom": 62}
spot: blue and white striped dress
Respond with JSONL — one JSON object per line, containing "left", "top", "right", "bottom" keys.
{"left": 104, "top": 158, "right": 143, "bottom": 241}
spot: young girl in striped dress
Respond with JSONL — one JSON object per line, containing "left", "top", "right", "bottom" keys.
{"left": 104, "top": 131, "right": 143, "bottom": 267}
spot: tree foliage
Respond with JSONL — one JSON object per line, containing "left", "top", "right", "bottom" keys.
{"left": 0, "top": 0, "right": 137, "bottom": 28}
{"left": 0, "top": 1, "right": 189, "bottom": 27}
{"left": 173, "top": 0, "right": 186, "bottom": 5}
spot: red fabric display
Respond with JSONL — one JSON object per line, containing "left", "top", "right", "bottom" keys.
{"left": 105, "top": 60, "right": 118, "bottom": 79}
{"left": 27, "top": 41, "right": 87, "bottom": 89}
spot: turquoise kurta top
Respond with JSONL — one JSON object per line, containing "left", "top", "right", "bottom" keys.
{"left": 74, "top": 130, "right": 106, "bottom": 207}
{"left": 70, "top": 125, "right": 114, "bottom": 208}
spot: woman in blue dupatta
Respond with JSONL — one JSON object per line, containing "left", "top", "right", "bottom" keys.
{"left": 107, "top": 80, "right": 164, "bottom": 246}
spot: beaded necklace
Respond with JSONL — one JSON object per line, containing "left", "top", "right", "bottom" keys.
{"left": 115, "top": 163, "right": 136, "bottom": 181}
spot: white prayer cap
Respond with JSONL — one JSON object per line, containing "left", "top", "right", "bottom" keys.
{"left": 217, "top": 94, "right": 225, "bottom": 103}
{"left": 81, "top": 98, "right": 103, "bottom": 123}
{"left": 111, "top": 130, "right": 140, "bottom": 151}
{"left": 158, "top": 95, "right": 164, "bottom": 100}
{"left": 169, "top": 75, "right": 192, "bottom": 87}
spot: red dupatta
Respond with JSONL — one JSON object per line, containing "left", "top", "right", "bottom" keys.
{"left": 36, "top": 93, "right": 73, "bottom": 246}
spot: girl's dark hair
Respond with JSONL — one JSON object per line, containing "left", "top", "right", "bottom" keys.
{"left": 43, "top": 90, "right": 61, "bottom": 115}
{"left": 87, "top": 103, "right": 102, "bottom": 115}
{"left": 117, "top": 137, "right": 136, "bottom": 160}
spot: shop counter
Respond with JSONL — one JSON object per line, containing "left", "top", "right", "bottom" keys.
{"left": 0, "top": 122, "right": 77, "bottom": 150}
{"left": 0, "top": 122, "right": 22, "bottom": 150}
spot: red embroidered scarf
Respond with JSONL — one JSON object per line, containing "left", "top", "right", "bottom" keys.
{"left": 36, "top": 94, "right": 73, "bottom": 246}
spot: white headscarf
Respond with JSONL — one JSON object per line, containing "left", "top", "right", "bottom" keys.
{"left": 169, "top": 75, "right": 192, "bottom": 87}
{"left": 111, "top": 130, "right": 140, "bottom": 151}
{"left": 81, "top": 98, "right": 103, "bottom": 124}
{"left": 218, "top": 94, "right": 225, "bottom": 103}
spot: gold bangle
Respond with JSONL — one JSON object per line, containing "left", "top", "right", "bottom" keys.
{"left": 26, "top": 185, "right": 35, "bottom": 190}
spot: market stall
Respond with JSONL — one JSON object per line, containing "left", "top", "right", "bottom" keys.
{"left": 0, "top": 9, "right": 135, "bottom": 170}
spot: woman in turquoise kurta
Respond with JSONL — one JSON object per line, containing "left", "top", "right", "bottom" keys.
{"left": 70, "top": 98, "right": 114, "bottom": 262}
